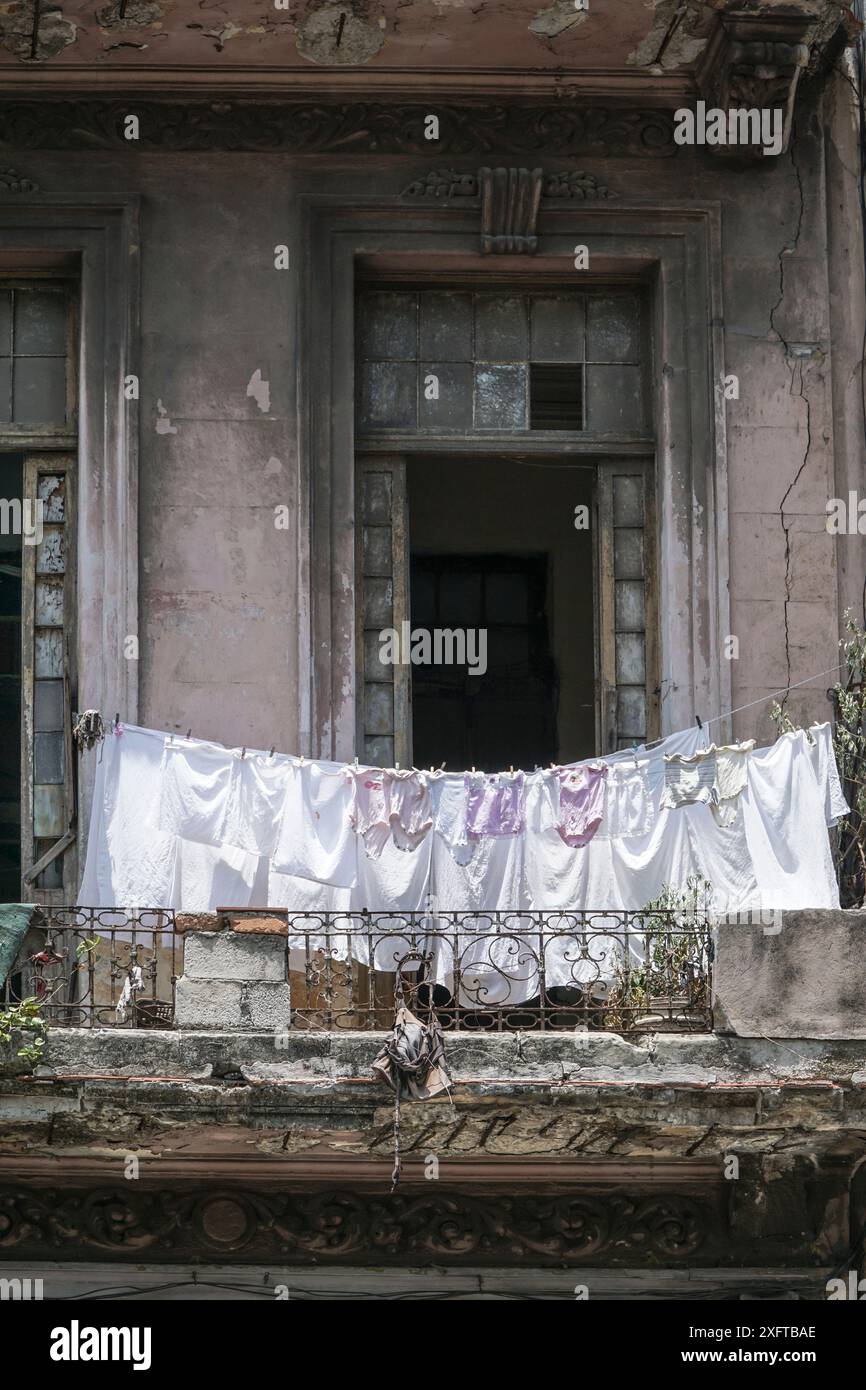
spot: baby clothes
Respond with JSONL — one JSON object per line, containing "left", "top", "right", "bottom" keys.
{"left": 465, "top": 771, "right": 526, "bottom": 839}
{"left": 348, "top": 768, "right": 392, "bottom": 858}
{"left": 557, "top": 764, "right": 609, "bottom": 846}
{"left": 388, "top": 769, "right": 434, "bottom": 851}
{"left": 661, "top": 741, "right": 754, "bottom": 827}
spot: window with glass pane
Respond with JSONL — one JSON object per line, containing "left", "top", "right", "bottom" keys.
{"left": 0, "top": 284, "right": 72, "bottom": 428}
{"left": 356, "top": 286, "right": 646, "bottom": 435}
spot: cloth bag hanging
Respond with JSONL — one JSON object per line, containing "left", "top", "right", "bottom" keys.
{"left": 372, "top": 1001, "right": 453, "bottom": 1189}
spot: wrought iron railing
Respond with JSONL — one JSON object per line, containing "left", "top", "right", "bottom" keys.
{"left": 1, "top": 907, "right": 713, "bottom": 1033}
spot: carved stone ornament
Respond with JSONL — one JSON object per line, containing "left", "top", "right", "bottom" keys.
{"left": 400, "top": 166, "right": 615, "bottom": 255}
{"left": 0, "top": 1185, "right": 711, "bottom": 1265}
{"left": 480, "top": 166, "right": 543, "bottom": 254}
{"left": 0, "top": 167, "right": 38, "bottom": 192}
{"left": 402, "top": 168, "right": 614, "bottom": 202}
{"left": 696, "top": 14, "right": 814, "bottom": 157}
{"left": 0, "top": 102, "right": 677, "bottom": 156}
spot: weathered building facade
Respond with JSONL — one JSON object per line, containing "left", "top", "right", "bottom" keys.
{"left": 1, "top": 0, "right": 866, "bottom": 1300}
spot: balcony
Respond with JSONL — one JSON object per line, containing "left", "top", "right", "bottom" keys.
{"left": 0, "top": 906, "right": 713, "bottom": 1035}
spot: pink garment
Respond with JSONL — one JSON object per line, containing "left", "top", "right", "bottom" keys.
{"left": 557, "top": 764, "right": 609, "bottom": 847}
{"left": 465, "top": 771, "right": 525, "bottom": 839}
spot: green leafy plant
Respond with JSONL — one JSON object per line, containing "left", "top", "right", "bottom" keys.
{"left": 0, "top": 996, "right": 48, "bottom": 1065}
{"left": 771, "top": 608, "right": 866, "bottom": 907}
{"left": 607, "top": 876, "right": 713, "bottom": 1029}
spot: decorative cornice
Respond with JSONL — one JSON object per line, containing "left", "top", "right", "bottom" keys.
{"left": 0, "top": 1185, "right": 712, "bottom": 1264}
{"left": 402, "top": 168, "right": 614, "bottom": 201}
{"left": 0, "top": 166, "right": 38, "bottom": 192}
{"left": 0, "top": 101, "right": 678, "bottom": 157}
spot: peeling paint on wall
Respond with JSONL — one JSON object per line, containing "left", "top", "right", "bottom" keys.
{"left": 628, "top": 0, "right": 710, "bottom": 71}
{"left": 529, "top": 0, "right": 589, "bottom": 41}
{"left": 96, "top": 0, "right": 165, "bottom": 27}
{"left": 0, "top": 4, "right": 77, "bottom": 62}
{"left": 295, "top": 3, "right": 386, "bottom": 67}
{"left": 246, "top": 370, "right": 271, "bottom": 413}
{"left": 155, "top": 399, "right": 178, "bottom": 435}
{"left": 264, "top": 456, "right": 283, "bottom": 476}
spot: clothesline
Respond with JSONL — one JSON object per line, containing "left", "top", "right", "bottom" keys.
{"left": 689, "top": 661, "right": 846, "bottom": 731}
{"left": 79, "top": 720, "right": 847, "bottom": 930}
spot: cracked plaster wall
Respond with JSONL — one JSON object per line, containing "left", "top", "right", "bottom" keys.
{"left": 0, "top": 78, "right": 859, "bottom": 754}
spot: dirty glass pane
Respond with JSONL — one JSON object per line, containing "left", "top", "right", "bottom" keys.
{"left": 37, "top": 474, "right": 65, "bottom": 522}
{"left": 614, "top": 527, "right": 645, "bottom": 580}
{"left": 15, "top": 290, "right": 67, "bottom": 356}
{"left": 364, "top": 630, "right": 393, "bottom": 682}
{"left": 530, "top": 296, "right": 585, "bottom": 362}
{"left": 0, "top": 291, "right": 11, "bottom": 354}
{"left": 365, "top": 735, "right": 394, "bottom": 767}
{"left": 363, "top": 577, "right": 393, "bottom": 629}
{"left": 35, "top": 577, "right": 64, "bottom": 625}
{"left": 357, "top": 291, "right": 417, "bottom": 361}
{"left": 487, "top": 571, "right": 528, "bottom": 623}
{"left": 34, "top": 629, "right": 63, "bottom": 678}
{"left": 363, "top": 525, "right": 392, "bottom": 577}
{"left": 440, "top": 571, "right": 482, "bottom": 626}
{"left": 34, "top": 784, "right": 64, "bottom": 838}
{"left": 585, "top": 365, "right": 644, "bottom": 432}
{"left": 419, "top": 363, "right": 473, "bottom": 430}
{"left": 35, "top": 730, "right": 64, "bottom": 784}
{"left": 360, "top": 470, "right": 392, "bottom": 524}
{"left": 616, "top": 632, "right": 646, "bottom": 686}
{"left": 618, "top": 687, "right": 646, "bottom": 740}
{"left": 613, "top": 475, "right": 645, "bottom": 527}
{"left": 615, "top": 580, "right": 645, "bottom": 633}
{"left": 474, "top": 363, "right": 527, "bottom": 429}
{"left": 0, "top": 359, "right": 11, "bottom": 422}
{"left": 13, "top": 356, "right": 67, "bottom": 425}
{"left": 36, "top": 527, "right": 65, "bottom": 575}
{"left": 358, "top": 362, "right": 417, "bottom": 430}
{"left": 474, "top": 294, "right": 528, "bottom": 362}
{"left": 34, "top": 678, "right": 64, "bottom": 731}
{"left": 365, "top": 682, "right": 394, "bottom": 737}
{"left": 586, "top": 295, "right": 641, "bottom": 363}
{"left": 419, "top": 292, "right": 473, "bottom": 361}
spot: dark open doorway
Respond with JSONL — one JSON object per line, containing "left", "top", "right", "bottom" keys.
{"left": 407, "top": 455, "right": 596, "bottom": 770}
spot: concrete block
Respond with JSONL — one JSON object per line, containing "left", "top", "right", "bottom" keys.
{"left": 182, "top": 930, "right": 287, "bottom": 982}
{"left": 712, "top": 910, "right": 866, "bottom": 1039}
{"left": 175, "top": 977, "right": 244, "bottom": 1030}
{"left": 242, "top": 982, "right": 292, "bottom": 1032}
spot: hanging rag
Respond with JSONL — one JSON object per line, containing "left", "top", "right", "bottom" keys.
{"left": 72, "top": 709, "right": 105, "bottom": 751}
{"left": 116, "top": 964, "right": 144, "bottom": 1023}
{"left": 0, "top": 904, "right": 37, "bottom": 989}
{"left": 372, "top": 1002, "right": 453, "bottom": 1189}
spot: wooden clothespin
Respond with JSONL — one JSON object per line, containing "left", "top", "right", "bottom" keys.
{"left": 186, "top": 728, "right": 192, "bottom": 740}
{"left": 241, "top": 746, "right": 246, "bottom": 759}
{"left": 269, "top": 746, "right": 276, "bottom": 758}
{"left": 508, "top": 764, "right": 514, "bottom": 774}
{"left": 695, "top": 715, "right": 703, "bottom": 731}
